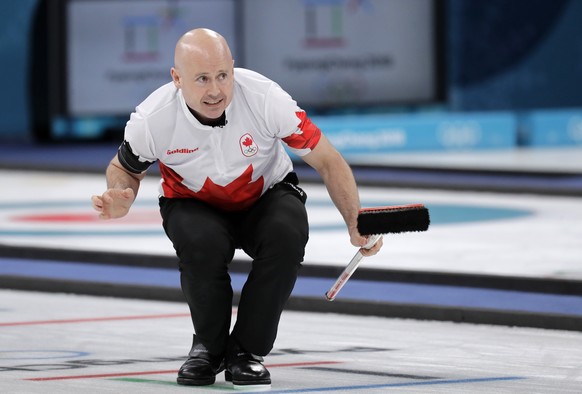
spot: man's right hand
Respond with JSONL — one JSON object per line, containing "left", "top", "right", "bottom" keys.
{"left": 91, "top": 188, "right": 135, "bottom": 220}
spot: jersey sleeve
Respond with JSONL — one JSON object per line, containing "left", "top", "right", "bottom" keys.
{"left": 264, "top": 83, "right": 322, "bottom": 157}
{"left": 118, "top": 110, "right": 157, "bottom": 173}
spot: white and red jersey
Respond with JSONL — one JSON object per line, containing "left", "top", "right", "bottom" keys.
{"left": 123, "top": 68, "right": 321, "bottom": 211}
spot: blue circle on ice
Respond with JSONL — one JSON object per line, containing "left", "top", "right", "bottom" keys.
{"left": 0, "top": 199, "right": 532, "bottom": 235}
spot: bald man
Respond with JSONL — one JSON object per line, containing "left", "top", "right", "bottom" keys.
{"left": 92, "top": 28, "right": 382, "bottom": 388}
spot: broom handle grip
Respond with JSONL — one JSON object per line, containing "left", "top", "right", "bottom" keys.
{"left": 325, "top": 234, "right": 381, "bottom": 301}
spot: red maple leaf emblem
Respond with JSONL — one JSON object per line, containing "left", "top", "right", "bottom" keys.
{"left": 242, "top": 137, "right": 253, "bottom": 147}
{"left": 158, "top": 163, "right": 264, "bottom": 211}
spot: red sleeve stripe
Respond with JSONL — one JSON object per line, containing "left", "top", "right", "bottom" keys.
{"left": 282, "top": 111, "right": 322, "bottom": 150}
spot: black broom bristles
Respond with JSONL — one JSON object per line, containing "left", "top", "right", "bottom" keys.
{"left": 357, "top": 204, "right": 430, "bottom": 235}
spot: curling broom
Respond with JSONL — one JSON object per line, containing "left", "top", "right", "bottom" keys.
{"left": 325, "top": 204, "right": 430, "bottom": 301}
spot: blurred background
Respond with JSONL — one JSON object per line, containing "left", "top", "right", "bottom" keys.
{"left": 1, "top": 0, "right": 581, "bottom": 155}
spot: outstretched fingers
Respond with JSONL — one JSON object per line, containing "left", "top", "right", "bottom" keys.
{"left": 91, "top": 188, "right": 134, "bottom": 220}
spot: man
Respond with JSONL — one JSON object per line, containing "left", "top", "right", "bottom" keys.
{"left": 92, "top": 28, "right": 382, "bottom": 389}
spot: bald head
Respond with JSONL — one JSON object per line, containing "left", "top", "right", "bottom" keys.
{"left": 170, "top": 28, "right": 235, "bottom": 123}
{"left": 174, "top": 28, "right": 233, "bottom": 71}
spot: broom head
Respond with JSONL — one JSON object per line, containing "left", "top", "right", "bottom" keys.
{"left": 357, "top": 204, "right": 430, "bottom": 235}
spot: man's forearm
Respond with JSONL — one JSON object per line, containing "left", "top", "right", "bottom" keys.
{"left": 318, "top": 153, "right": 361, "bottom": 233}
{"left": 105, "top": 160, "right": 142, "bottom": 198}
{"left": 301, "top": 135, "right": 362, "bottom": 233}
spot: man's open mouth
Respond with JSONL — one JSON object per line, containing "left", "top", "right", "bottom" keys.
{"left": 204, "top": 99, "right": 223, "bottom": 106}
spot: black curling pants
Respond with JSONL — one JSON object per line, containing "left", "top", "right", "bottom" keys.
{"left": 159, "top": 177, "right": 308, "bottom": 357}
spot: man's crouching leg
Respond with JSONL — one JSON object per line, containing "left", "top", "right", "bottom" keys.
{"left": 225, "top": 182, "right": 308, "bottom": 388}
{"left": 159, "top": 197, "right": 235, "bottom": 386}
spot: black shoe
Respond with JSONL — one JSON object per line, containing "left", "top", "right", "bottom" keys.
{"left": 225, "top": 337, "right": 271, "bottom": 388}
{"left": 177, "top": 335, "right": 224, "bottom": 386}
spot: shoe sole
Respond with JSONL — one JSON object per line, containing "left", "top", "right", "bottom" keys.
{"left": 176, "top": 376, "right": 216, "bottom": 386}
{"left": 225, "top": 371, "right": 271, "bottom": 389}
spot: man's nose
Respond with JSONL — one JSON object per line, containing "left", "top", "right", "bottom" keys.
{"left": 208, "top": 79, "right": 220, "bottom": 96}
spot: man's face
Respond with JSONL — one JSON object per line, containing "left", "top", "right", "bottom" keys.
{"left": 172, "top": 54, "right": 234, "bottom": 122}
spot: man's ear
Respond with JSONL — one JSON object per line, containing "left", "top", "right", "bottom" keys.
{"left": 170, "top": 67, "right": 181, "bottom": 88}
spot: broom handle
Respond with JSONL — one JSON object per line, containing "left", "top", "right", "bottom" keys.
{"left": 325, "top": 234, "right": 381, "bottom": 301}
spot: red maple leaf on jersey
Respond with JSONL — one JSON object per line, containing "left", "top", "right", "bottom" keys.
{"left": 242, "top": 137, "right": 253, "bottom": 147}
{"left": 158, "top": 163, "right": 264, "bottom": 211}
